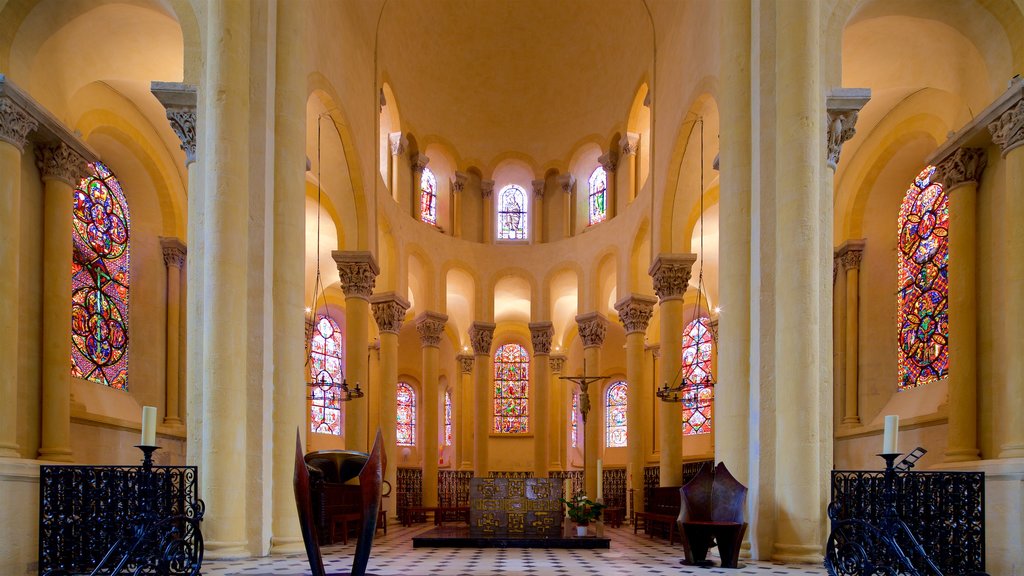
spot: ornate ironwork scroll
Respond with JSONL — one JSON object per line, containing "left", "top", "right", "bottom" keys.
{"left": 603, "top": 467, "right": 626, "bottom": 508}
{"left": 396, "top": 467, "right": 423, "bottom": 521}
{"left": 438, "top": 470, "right": 473, "bottom": 507}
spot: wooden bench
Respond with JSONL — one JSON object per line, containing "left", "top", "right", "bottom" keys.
{"left": 602, "top": 507, "right": 625, "bottom": 528}
{"left": 634, "top": 486, "right": 681, "bottom": 544}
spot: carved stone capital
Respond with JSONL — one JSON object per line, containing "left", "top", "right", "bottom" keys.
{"left": 36, "top": 142, "right": 87, "bottom": 186}
{"left": 453, "top": 171, "right": 469, "bottom": 193}
{"left": 646, "top": 343, "right": 661, "bottom": 358}
{"left": 528, "top": 321, "right": 554, "bottom": 355}
{"left": 614, "top": 293, "right": 658, "bottom": 334}
{"left": 557, "top": 174, "right": 575, "bottom": 193}
{"left": 410, "top": 153, "right": 430, "bottom": 172}
{"left": 934, "top": 147, "right": 987, "bottom": 190}
{"left": 989, "top": 100, "right": 1024, "bottom": 157}
{"left": 389, "top": 132, "right": 407, "bottom": 156}
{"left": 457, "top": 354, "right": 475, "bottom": 374}
{"left": 620, "top": 132, "right": 640, "bottom": 158}
{"left": 370, "top": 291, "right": 410, "bottom": 334}
{"left": 159, "top": 237, "right": 187, "bottom": 269}
{"left": 332, "top": 251, "right": 380, "bottom": 300}
{"left": 415, "top": 311, "right": 448, "bottom": 347}
{"left": 825, "top": 88, "right": 870, "bottom": 169}
{"left": 598, "top": 151, "right": 618, "bottom": 173}
{"left": 575, "top": 312, "right": 608, "bottom": 349}
{"left": 166, "top": 108, "right": 197, "bottom": 165}
{"left": 836, "top": 239, "right": 866, "bottom": 273}
{"left": 0, "top": 97, "right": 37, "bottom": 151}
{"left": 480, "top": 179, "right": 495, "bottom": 199}
{"left": 648, "top": 253, "right": 697, "bottom": 302}
{"left": 549, "top": 354, "right": 566, "bottom": 374}
{"left": 469, "top": 321, "right": 496, "bottom": 355}
{"left": 532, "top": 179, "right": 546, "bottom": 198}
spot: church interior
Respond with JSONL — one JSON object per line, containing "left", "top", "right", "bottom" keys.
{"left": 1, "top": 0, "right": 1022, "bottom": 574}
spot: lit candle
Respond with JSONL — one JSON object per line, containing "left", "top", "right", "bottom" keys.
{"left": 882, "top": 415, "right": 899, "bottom": 454}
{"left": 141, "top": 406, "right": 157, "bottom": 447}
{"left": 596, "top": 459, "right": 603, "bottom": 501}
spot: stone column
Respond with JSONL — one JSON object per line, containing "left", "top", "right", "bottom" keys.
{"left": 368, "top": 341, "right": 381, "bottom": 445}
{"left": 836, "top": 241, "right": 865, "bottom": 426}
{"left": 481, "top": 180, "right": 495, "bottom": 244}
{"left": 201, "top": 0, "right": 251, "bottom": 558}
{"left": 452, "top": 171, "right": 468, "bottom": 239}
{"left": 935, "top": 149, "right": 987, "bottom": 461}
{"left": 598, "top": 151, "right": 617, "bottom": 220}
{"left": 615, "top": 294, "right": 656, "bottom": 515}
{"left": 159, "top": 237, "right": 187, "bottom": 427}
{"left": 549, "top": 354, "right": 566, "bottom": 470}
{"left": 833, "top": 254, "right": 846, "bottom": 428}
{"left": 333, "top": 251, "right": 379, "bottom": 451}
{"left": 531, "top": 179, "right": 545, "bottom": 243}
{"left": 410, "top": 153, "right": 429, "bottom": 221}
{"left": 457, "top": 354, "right": 474, "bottom": 470}
{"left": 557, "top": 174, "right": 575, "bottom": 238}
{"left": 470, "top": 322, "right": 495, "bottom": 476}
{"left": 371, "top": 292, "right": 409, "bottom": 520}
{"left": 576, "top": 312, "right": 609, "bottom": 498}
{"left": 620, "top": 133, "right": 640, "bottom": 208}
{"left": 649, "top": 254, "right": 696, "bottom": 486}
{"left": 529, "top": 321, "right": 554, "bottom": 477}
{"left": 416, "top": 311, "right": 447, "bottom": 506}
{"left": 36, "top": 142, "right": 86, "bottom": 462}
{"left": 0, "top": 97, "right": 37, "bottom": 458}
{"left": 389, "top": 133, "right": 410, "bottom": 214}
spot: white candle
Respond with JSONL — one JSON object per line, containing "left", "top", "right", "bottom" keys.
{"left": 141, "top": 406, "right": 157, "bottom": 446}
{"left": 882, "top": 415, "right": 899, "bottom": 454}
{"left": 596, "top": 459, "right": 603, "bottom": 501}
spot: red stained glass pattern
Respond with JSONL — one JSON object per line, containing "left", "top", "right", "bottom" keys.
{"left": 397, "top": 382, "right": 416, "bottom": 446}
{"left": 444, "top": 389, "right": 453, "bottom": 447}
{"left": 420, "top": 168, "right": 438, "bottom": 225}
{"left": 571, "top": 394, "right": 579, "bottom": 448}
{"left": 898, "top": 165, "right": 949, "bottom": 390}
{"left": 493, "top": 343, "right": 529, "bottom": 433}
{"left": 588, "top": 167, "right": 607, "bottom": 225}
{"left": 681, "top": 317, "right": 714, "bottom": 435}
{"left": 310, "top": 315, "right": 343, "bottom": 435}
{"left": 497, "top": 185, "right": 528, "bottom": 240}
{"left": 71, "top": 162, "right": 130, "bottom": 390}
{"left": 605, "top": 381, "right": 627, "bottom": 447}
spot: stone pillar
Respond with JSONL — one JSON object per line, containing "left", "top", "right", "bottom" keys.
{"left": 598, "top": 151, "right": 617, "bottom": 220}
{"left": 649, "top": 254, "right": 696, "bottom": 486}
{"left": 36, "top": 142, "right": 86, "bottom": 462}
{"left": 470, "top": 322, "right": 495, "bottom": 476}
{"left": 452, "top": 171, "right": 468, "bottom": 239}
{"left": 836, "top": 241, "right": 865, "bottom": 426}
{"left": 833, "top": 253, "right": 846, "bottom": 428}
{"left": 333, "top": 251, "right": 379, "bottom": 451}
{"left": 549, "top": 354, "right": 566, "bottom": 470}
{"left": 201, "top": 0, "right": 251, "bottom": 557}
{"left": 371, "top": 292, "right": 409, "bottom": 520}
{"left": 614, "top": 294, "right": 656, "bottom": 516}
{"left": 557, "top": 174, "right": 575, "bottom": 238}
{"left": 410, "top": 153, "right": 429, "bottom": 221}
{"left": 620, "top": 133, "right": 640, "bottom": 207}
{"left": 389, "top": 132, "right": 410, "bottom": 213}
{"left": 368, "top": 341, "right": 381, "bottom": 446}
{"left": 576, "top": 312, "right": 609, "bottom": 498}
{"left": 457, "top": 354, "right": 474, "bottom": 470}
{"left": 481, "top": 180, "right": 495, "bottom": 244}
{"left": 529, "top": 321, "right": 554, "bottom": 477}
{"left": 416, "top": 311, "right": 447, "bottom": 506}
{"left": 159, "top": 237, "right": 187, "bottom": 427}
{"left": 531, "top": 179, "right": 545, "bottom": 243}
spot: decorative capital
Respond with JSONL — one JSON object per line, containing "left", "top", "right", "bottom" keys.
{"left": 389, "top": 132, "right": 407, "bottom": 156}
{"left": 469, "top": 321, "right": 496, "bottom": 355}
{"left": 332, "top": 251, "right": 380, "bottom": 300}
{"left": 166, "top": 108, "right": 197, "bottom": 165}
{"left": 598, "top": 150, "right": 618, "bottom": 173}
{"left": 575, "top": 312, "right": 608, "bottom": 349}
{"left": 370, "top": 292, "right": 410, "bottom": 334}
{"left": 453, "top": 171, "right": 469, "bottom": 193}
{"left": 549, "top": 354, "right": 566, "bottom": 374}
{"left": 36, "top": 142, "right": 87, "bottom": 186}
{"left": 934, "top": 147, "right": 987, "bottom": 190}
{"left": 989, "top": 100, "right": 1024, "bottom": 157}
{"left": 532, "top": 179, "right": 545, "bottom": 198}
{"left": 415, "top": 311, "right": 448, "bottom": 347}
{"left": 825, "top": 88, "right": 870, "bottom": 169}
{"left": 646, "top": 343, "right": 661, "bottom": 358}
{"left": 528, "top": 321, "right": 554, "bottom": 355}
{"left": 480, "top": 179, "right": 495, "bottom": 199}
{"left": 159, "top": 236, "right": 187, "bottom": 269}
{"left": 410, "top": 153, "right": 430, "bottom": 172}
{"left": 614, "top": 293, "right": 658, "bottom": 334}
{"left": 620, "top": 132, "right": 640, "bottom": 158}
{"left": 457, "top": 354, "right": 475, "bottom": 374}
{"left": 557, "top": 174, "right": 575, "bottom": 194}
{"left": 836, "top": 239, "right": 866, "bottom": 273}
{"left": 648, "top": 253, "right": 697, "bottom": 302}
{"left": 0, "top": 97, "right": 37, "bottom": 151}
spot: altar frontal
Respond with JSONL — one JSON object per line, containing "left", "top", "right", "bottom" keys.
{"left": 468, "top": 477, "right": 562, "bottom": 537}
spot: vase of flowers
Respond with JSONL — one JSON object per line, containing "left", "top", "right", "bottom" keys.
{"left": 560, "top": 492, "right": 605, "bottom": 537}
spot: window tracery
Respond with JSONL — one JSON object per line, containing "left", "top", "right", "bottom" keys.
{"left": 309, "top": 315, "right": 344, "bottom": 435}
{"left": 680, "top": 317, "right": 713, "bottom": 435}
{"left": 420, "top": 167, "right": 438, "bottom": 225}
{"left": 398, "top": 382, "right": 416, "bottom": 446}
{"left": 605, "top": 381, "right": 627, "bottom": 447}
{"left": 588, "top": 166, "right": 607, "bottom": 225}
{"left": 493, "top": 343, "right": 529, "bottom": 433}
{"left": 497, "top": 185, "right": 528, "bottom": 240}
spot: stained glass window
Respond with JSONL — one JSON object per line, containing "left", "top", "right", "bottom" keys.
{"left": 605, "top": 381, "right": 627, "bottom": 447}
{"left": 493, "top": 343, "right": 529, "bottom": 433}
{"left": 420, "top": 167, "right": 438, "bottom": 225}
{"left": 309, "top": 315, "right": 344, "bottom": 435}
{"left": 444, "top": 389, "right": 453, "bottom": 447}
{"left": 898, "top": 165, "right": 949, "bottom": 390}
{"left": 71, "top": 162, "right": 130, "bottom": 390}
{"left": 497, "top": 185, "right": 528, "bottom": 240}
{"left": 571, "top": 394, "right": 579, "bottom": 448}
{"left": 681, "top": 317, "right": 714, "bottom": 435}
{"left": 398, "top": 382, "right": 416, "bottom": 446}
{"left": 588, "top": 166, "right": 607, "bottom": 225}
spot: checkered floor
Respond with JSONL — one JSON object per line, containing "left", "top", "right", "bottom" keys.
{"left": 204, "top": 523, "right": 828, "bottom": 575}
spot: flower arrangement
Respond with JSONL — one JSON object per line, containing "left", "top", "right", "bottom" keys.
{"left": 560, "top": 492, "right": 606, "bottom": 526}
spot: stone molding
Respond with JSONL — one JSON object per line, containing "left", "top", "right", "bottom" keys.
{"left": 598, "top": 150, "right": 618, "bottom": 173}
{"left": 989, "top": 100, "right": 1024, "bottom": 157}
{"left": 934, "top": 147, "right": 987, "bottom": 190}
{"left": 1, "top": 75, "right": 98, "bottom": 162}
{"left": 36, "top": 142, "right": 87, "bottom": 186}
{"left": 469, "top": 321, "right": 496, "bottom": 355}
{"left": 620, "top": 132, "right": 640, "bottom": 158}
{"left": 410, "top": 153, "right": 430, "bottom": 172}
{"left": 614, "top": 293, "right": 658, "bottom": 335}
{"left": 0, "top": 97, "right": 37, "bottom": 151}
{"left": 370, "top": 292, "right": 410, "bottom": 334}
{"left": 528, "top": 321, "right": 554, "bottom": 355}
{"left": 532, "top": 179, "right": 545, "bottom": 198}
{"left": 332, "top": 251, "right": 379, "bottom": 299}
{"left": 453, "top": 171, "right": 468, "bottom": 193}
{"left": 927, "top": 77, "right": 1022, "bottom": 165}
{"left": 549, "top": 354, "right": 566, "bottom": 374}
{"left": 826, "top": 88, "right": 871, "bottom": 170}
{"left": 575, "top": 312, "right": 608, "bottom": 349}
{"left": 151, "top": 82, "right": 198, "bottom": 166}
{"left": 159, "top": 237, "right": 187, "bottom": 269}
{"left": 415, "top": 311, "right": 448, "bottom": 347}
{"left": 557, "top": 174, "right": 575, "bottom": 194}
{"left": 648, "top": 253, "right": 697, "bottom": 301}
{"left": 480, "top": 179, "right": 495, "bottom": 199}
{"left": 389, "top": 132, "right": 407, "bottom": 156}
{"left": 457, "top": 354, "right": 475, "bottom": 374}
{"left": 836, "top": 239, "right": 866, "bottom": 273}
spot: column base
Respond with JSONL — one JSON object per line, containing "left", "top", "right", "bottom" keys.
{"left": 0, "top": 445, "right": 21, "bottom": 459}
{"left": 37, "top": 447, "right": 73, "bottom": 462}
{"left": 771, "top": 543, "right": 823, "bottom": 564}
{"left": 163, "top": 416, "right": 183, "bottom": 426}
{"left": 840, "top": 416, "right": 861, "bottom": 425}
{"left": 998, "top": 443, "right": 1024, "bottom": 459}
{"left": 944, "top": 447, "right": 980, "bottom": 462}
{"left": 203, "top": 540, "right": 250, "bottom": 560}
{"left": 269, "top": 536, "right": 305, "bottom": 554}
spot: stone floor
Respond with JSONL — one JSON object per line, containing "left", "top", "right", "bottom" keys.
{"left": 204, "top": 523, "right": 829, "bottom": 575}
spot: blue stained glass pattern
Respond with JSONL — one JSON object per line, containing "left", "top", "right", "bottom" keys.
{"left": 309, "top": 315, "right": 344, "bottom": 435}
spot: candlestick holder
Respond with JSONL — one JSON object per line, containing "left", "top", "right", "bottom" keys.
{"left": 135, "top": 444, "right": 161, "bottom": 471}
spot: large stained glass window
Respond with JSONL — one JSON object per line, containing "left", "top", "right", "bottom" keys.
{"left": 898, "top": 165, "right": 949, "bottom": 389}
{"left": 493, "top": 343, "right": 529, "bottom": 432}
{"left": 420, "top": 167, "right": 438, "bottom": 225}
{"left": 681, "top": 317, "right": 714, "bottom": 435}
{"left": 605, "top": 381, "right": 627, "bottom": 447}
{"left": 397, "top": 382, "right": 416, "bottom": 446}
{"left": 71, "top": 162, "right": 130, "bottom": 390}
{"left": 310, "top": 315, "right": 344, "bottom": 435}
{"left": 497, "top": 185, "right": 528, "bottom": 240}
{"left": 571, "top": 394, "right": 579, "bottom": 448}
{"left": 588, "top": 167, "right": 608, "bottom": 225}
{"left": 444, "top": 389, "right": 453, "bottom": 447}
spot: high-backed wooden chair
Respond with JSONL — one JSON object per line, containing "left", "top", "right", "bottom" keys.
{"left": 677, "top": 461, "right": 747, "bottom": 569}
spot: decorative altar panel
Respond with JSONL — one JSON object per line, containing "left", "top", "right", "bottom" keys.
{"left": 468, "top": 477, "right": 562, "bottom": 537}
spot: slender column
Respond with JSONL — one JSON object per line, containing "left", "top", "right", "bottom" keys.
{"left": 201, "top": 0, "right": 251, "bottom": 557}
{"left": 615, "top": 294, "right": 656, "bottom": 515}
{"left": 470, "top": 322, "right": 495, "bottom": 476}
{"left": 598, "top": 152, "right": 617, "bottom": 220}
{"left": 529, "top": 322, "right": 554, "bottom": 477}
{"left": 620, "top": 133, "right": 640, "bottom": 206}
{"left": 36, "top": 142, "right": 86, "bottom": 462}
{"left": 334, "top": 251, "right": 379, "bottom": 451}
{"left": 368, "top": 341, "right": 381, "bottom": 446}
{"left": 389, "top": 133, "right": 410, "bottom": 213}
{"left": 576, "top": 312, "right": 609, "bottom": 498}
{"left": 416, "top": 311, "right": 447, "bottom": 506}
{"left": 371, "top": 292, "right": 410, "bottom": 521}
{"left": 549, "top": 354, "right": 566, "bottom": 470}
{"left": 452, "top": 172, "right": 468, "bottom": 239}
{"left": 481, "top": 180, "right": 495, "bottom": 244}
{"left": 557, "top": 175, "right": 575, "bottom": 238}
{"left": 410, "top": 154, "right": 429, "bottom": 221}
{"left": 531, "top": 179, "right": 545, "bottom": 243}
{"left": 833, "top": 254, "right": 846, "bottom": 428}
{"left": 159, "top": 238, "right": 187, "bottom": 426}
{"left": 649, "top": 254, "right": 696, "bottom": 486}
{"left": 457, "top": 354, "right": 474, "bottom": 470}
{"left": 836, "top": 241, "right": 865, "bottom": 425}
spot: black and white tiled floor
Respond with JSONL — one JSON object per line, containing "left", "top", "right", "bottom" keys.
{"left": 204, "top": 523, "right": 828, "bottom": 575}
